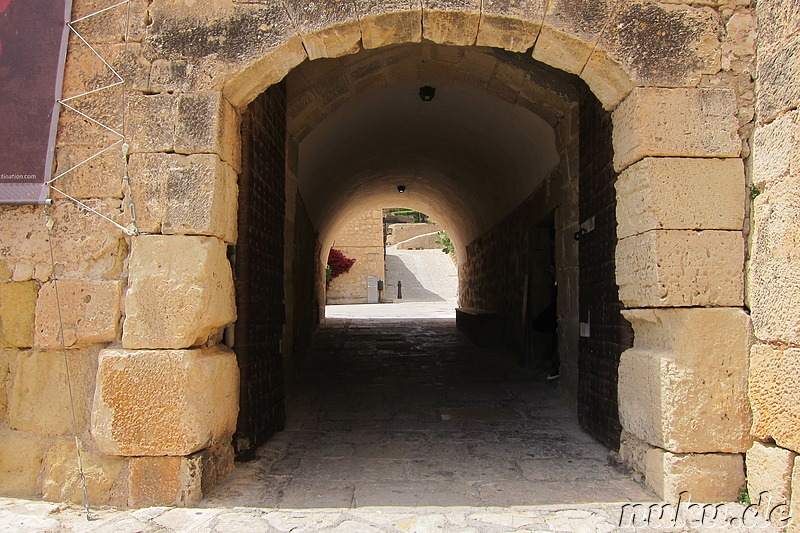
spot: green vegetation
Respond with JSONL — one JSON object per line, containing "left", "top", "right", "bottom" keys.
{"left": 435, "top": 230, "right": 455, "bottom": 255}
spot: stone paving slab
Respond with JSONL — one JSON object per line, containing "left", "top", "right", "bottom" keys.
{"left": 0, "top": 498, "right": 784, "bottom": 532}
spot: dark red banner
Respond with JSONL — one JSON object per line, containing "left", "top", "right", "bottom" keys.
{"left": 0, "top": 0, "right": 70, "bottom": 203}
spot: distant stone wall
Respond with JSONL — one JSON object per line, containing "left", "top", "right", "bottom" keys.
{"left": 386, "top": 222, "right": 441, "bottom": 245}
{"left": 327, "top": 209, "right": 385, "bottom": 305}
{"left": 395, "top": 232, "right": 442, "bottom": 250}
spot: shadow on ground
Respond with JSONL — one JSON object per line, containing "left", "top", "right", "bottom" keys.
{"left": 202, "top": 319, "right": 655, "bottom": 509}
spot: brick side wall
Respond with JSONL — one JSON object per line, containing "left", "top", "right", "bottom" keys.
{"left": 577, "top": 87, "right": 632, "bottom": 451}
{"left": 233, "top": 83, "right": 287, "bottom": 458}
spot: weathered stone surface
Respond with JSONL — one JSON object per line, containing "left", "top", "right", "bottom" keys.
{"left": 619, "top": 308, "right": 751, "bottom": 454}
{"left": 0, "top": 350, "right": 10, "bottom": 419}
{"left": 476, "top": 0, "right": 546, "bottom": 53}
{"left": 0, "top": 430, "right": 46, "bottom": 498}
{"left": 755, "top": 0, "right": 800, "bottom": 123}
{"left": 533, "top": 0, "right": 615, "bottom": 74}
{"left": 34, "top": 280, "right": 122, "bottom": 349}
{"left": 175, "top": 93, "right": 242, "bottom": 173}
{"left": 749, "top": 111, "right": 800, "bottom": 345}
{"left": 128, "top": 153, "right": 238, "bottom": 244}
{"left": 750, "top": 344, "right": 800, "bottom": 453}
{"left": 791, "top": 457, "right": 800, "bottom": 533}
{"left": 126, "top": 94, "right": 176, "bottom": 153}
{"left": 612, "top": 88, "right": 741, "bottom": 171}
{"left": 0, "top": 202, "right": 126, "bottom": 282}
{"left": 0, "top": 282, "right": 38, "bottom": 348}
{"left": 359, "top": 1, "right": 422, "bottom": 50}
{"left": 8, "top": 349, "right": 97, "bottom": 436}
{"left": 224, "top": 36, "right": 308, "bottom": 108}
{"left": 616, "top": 157, "right": 746, "bottom": 239}
{"left": 122, "top": 236, "right": 236, "bottom": 349}
{"left": 149, "top": 59, "right": 190, "bottom": 93}
{"left": 69, "top": 0, "right": 149, "bottom": 43}
{"left": 422, "top": 0, "right": 481, "bottom": 46}
{"left": 578, "top": 48, "right": 634, "bottom": 111}
{"left": 42, "top": 440, "right": 126, "bottom": 506}
{"left": 91, "top": 347, "right": 239, "bottom": 456}
{"left": 616, "top": 230, "right": 744, "bottom": 308}
{"left": 52, "top": 144, "right": 125, "bottom": 199}
{"left": 128, "top": 455, "right": 202, "bottom": 507}
{"left": 593, "top": 2, "right": 721, "bottom": 88}
{"left": 285, "top": 0, "right": 361, "bottom": 60}
{"left": 620, "top": 432, "right": 745, "bottom": 502}
{"left": 61, "top": 41, "right": 149, "bottom": 99}
{"left": 746, "top": 441, "right": 794, "bottom": 511}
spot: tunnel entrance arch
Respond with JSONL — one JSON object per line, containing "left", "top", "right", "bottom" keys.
{"left": 112, "top": 1, "right": 752, "bottom": 504}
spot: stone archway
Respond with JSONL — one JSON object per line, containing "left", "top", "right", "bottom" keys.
{"left": 0, "top": 0, "right": 756, "bottom": 507}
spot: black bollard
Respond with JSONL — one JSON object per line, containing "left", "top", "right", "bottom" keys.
{"left": 397, "top": 280, "right": 403, "bottom": 299}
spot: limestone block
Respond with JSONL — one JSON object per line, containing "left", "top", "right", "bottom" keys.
{"left": 748, "top": 111, "right": 800, "bottom": 344}
{"left": 532, "top": 0, "right": 616, "bottom": 74}
{"left": 8, "top": 349, "right": 96, "bottom": 436}
{"left": 612, "top": 88, "right": 740, "bottom": 171}
{"left": 128, "top": 455, "right": 202, "bottom": 507}
{"left": 791, "top": 457, "right": 800, "bottom": 533}
{"left": 175, "top": 93, "right": 242, "bottom": 173}
{"left": 755, "top": 0, "right": 800, "bottom": 123}
{"left": 593, "top": 2, "right": 721, "bottom": 88}
{"left": 62, "top": 42, "right": 149, "bottom": 99}
{"left": 52, "top": 144, "right": 125, "bottom": 199}
{"left": 128, "top": 153, "right": 238, "bottom": 243}
{"left": 620, "top": 432, "right": 745, "bottom": 502}
{"left": 0, "top": 350, "right": 10, "bottom": 419}
{"left": 616, "top": 158, "right": 746, "bottom": 239}
{"left": 354, "top": 1, "right": 419, "bottom": 48}
{"left": 577, "top": 48, "right": 634, "bottom": 111}
{"left": 0, "top": 201, "right": 126, "bottom": 282}
{"left": 746, "top": 441, "right": 795, "bottom": 511}
{"left": 91, "top": 347, "right": 239, "bottom": 456}
{"left": 149, "top": 59, "right": 190, "bottom": 93}
{"left": 223, "top": 40, "right": 308, "bottom": 108}
{"left": 69, "top": 0, "right": 149, "bottom": 43}
{"left": 42, "top": 440, "right": 125, "bottom": 506}
{"left": 0, "top": 281, "right": 38, "bottom": 348}
{"left": 422, "top": 0, "right": 481, "bottom": 46}
{"left": 750, "top": 344, "right": 800, "bottom": 453}
{"left": 752, "top": 110, "right": 800, "bottom": 189}
{"left": 122, "top": 236, "right": 236, "bottom": 349}
{"left": 619, "top": 308, "right": 751, "bottom": 454}
{"left": 126, "top": 94, "right": 176, "bottom": 153}
{"left": 285, "top": 0, "right": 361, "bottom": 60}
{"left": 34, "top": 280, "right": 122, "bottom": 349}
{"left": 0, "top": 430, "right": 46, "bottom": 498}
{"left": 476, "top": 0, "right": 546, "bottom": 53}
{"left": 616, "top": 230, "right": 744, "bottom": 308}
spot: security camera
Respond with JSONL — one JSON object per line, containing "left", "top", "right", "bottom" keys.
{"left": 397, "top": 185, "right": 406, "bottom": 193}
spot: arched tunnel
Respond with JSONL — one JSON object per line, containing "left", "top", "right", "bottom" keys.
{"left": 226, "top": 42, "right": 636, "bottom": 505}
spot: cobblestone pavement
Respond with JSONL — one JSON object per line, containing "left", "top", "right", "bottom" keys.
{"left": 0, "top": 319, "right": 781, "bottom": 532}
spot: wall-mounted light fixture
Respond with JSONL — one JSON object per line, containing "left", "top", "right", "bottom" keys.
{"left": 397, "top": 185, "right": 406, "bottom": 193}
{"left": 419, "top": 86, "right": 435, "bottom": 102}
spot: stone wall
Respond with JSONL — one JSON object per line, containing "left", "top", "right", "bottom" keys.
{"left": 458, "top": 97, "right": 581, "bottom": 405}
{"left": 746, "top": 0, "right": 800, "bottom": 525}
{"left": 327, "top": 209, "right": 385, "bottom": 305}
{"left": 387, "top": 222, "right": 442, "bottom": 246}
{"left": 0, "top": 0, "right": 783, "bottom": 509}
